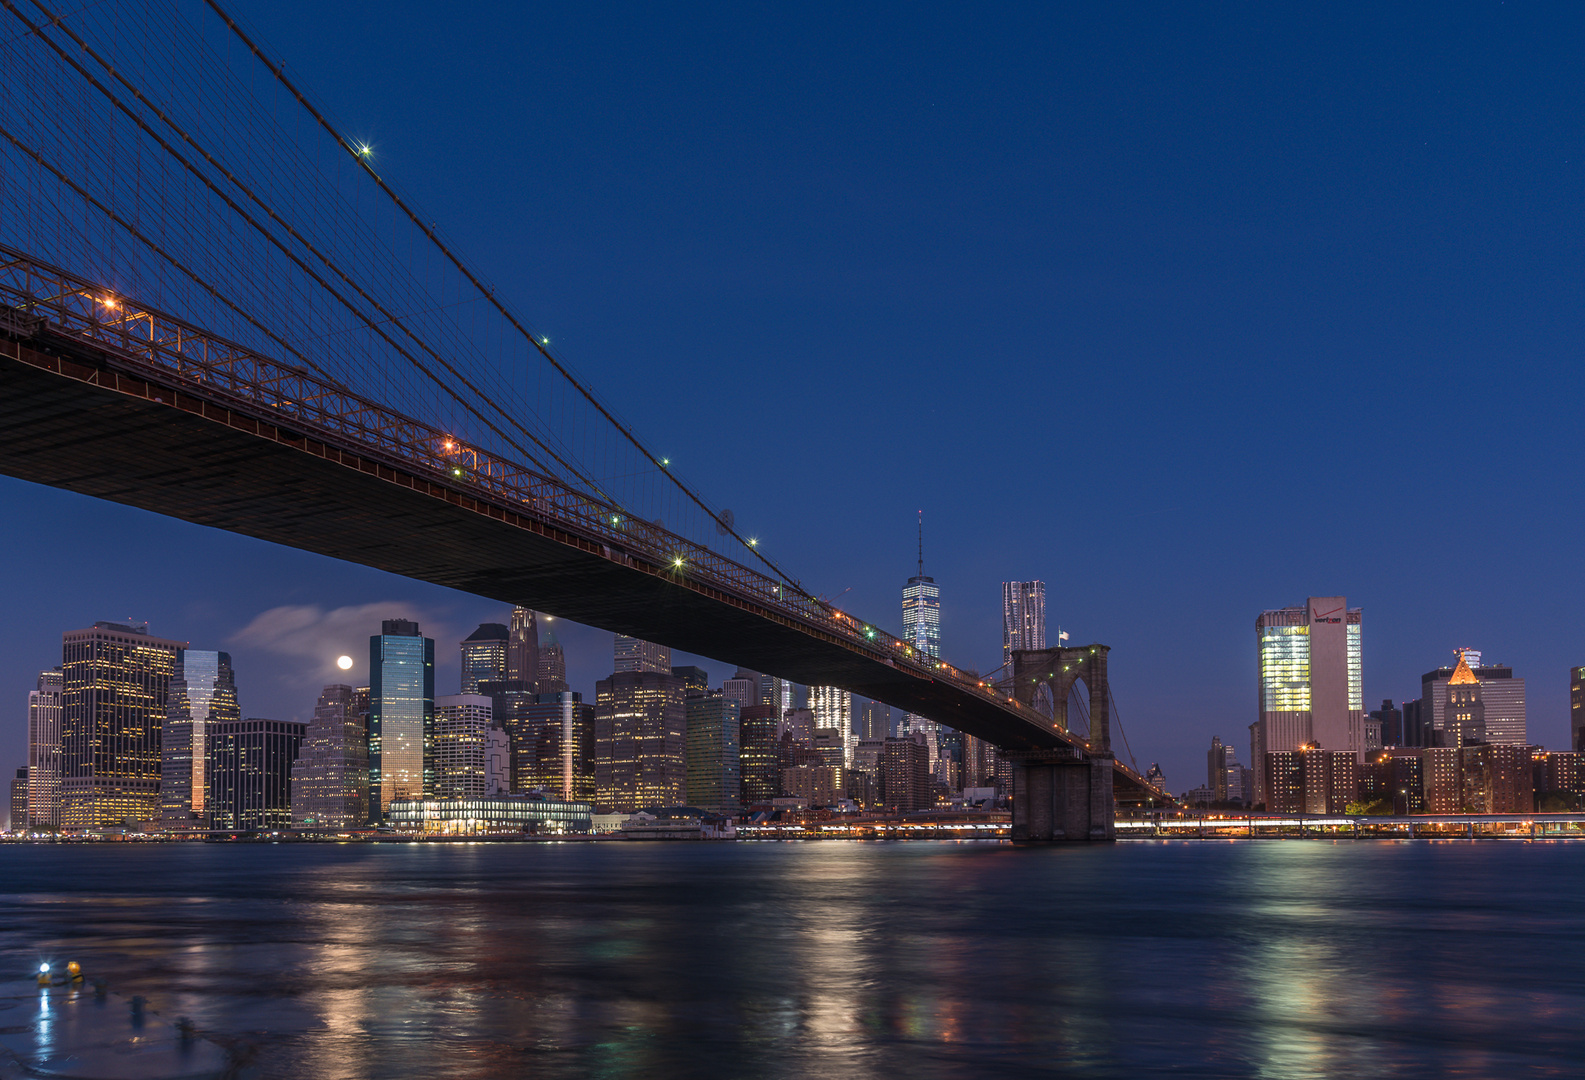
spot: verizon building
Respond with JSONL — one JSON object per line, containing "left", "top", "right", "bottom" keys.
{"left": 1250, "top": 598, "right": 1363, "bottom": 806}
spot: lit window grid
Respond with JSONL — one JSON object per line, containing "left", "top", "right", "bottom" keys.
{"left": 1347, "top": 624, "right": 1363, "bottom": 712}
{"left": 902, "top": 580, "right": 941, "bottom": 659}
{"left": 1259, "top": 626, "right": 1310, "bottom": 713}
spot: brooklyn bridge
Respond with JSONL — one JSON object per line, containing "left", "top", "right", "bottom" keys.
{"left": 0, "top": 0, "right": 1170, "bottom": 838}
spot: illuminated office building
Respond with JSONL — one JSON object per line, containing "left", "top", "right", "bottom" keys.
{"left": 26, "top": 669, "right": 62, "bottom": 828}
{"left": 59, "top": 622, "right": 184, "bottom": 829}
{"left": 739, "top": 705, "right": 781, "bottom": 808}
{"left": 1422, "top": 652, "right": 1526, "bottom": 746}
{"left": 290, "top": 684, "right": 369, "bottom": 829}
{"left": 810, "top": 685, "right": 853, "bottom": 765}
{"left": 1249, "top": 598, "right": 1362, "bottom": 805}
{"left": 881, "top": 734, "right": 933, "bottom": 812}
{"left": 10, "top": 769, "right": 27, "bottom": 832}
{"left": 510, "top": 691, "right": 595, "bottom": 801}
{"left": 368, "top": 619, "right": 435, "bottom": 821}
{"left": 686, "top": 693, "right": 741, "bottom": 816}
{"left": 593, "top": 670, "right": 685, "bottom": 812}
{"left": 537, "top": 627, "right": 568, "bottom": 694}
{"left": 1444, "top": 655, "right": 1485, "bottom": 748}
{"left": 459, "top": 623, "right": 509, "bottom": 694}
{"left": 206, "top": 718, "right": 305, "bottom": 832}
{"left": 507, "top": 608, "right": 539, "bottom": 688}
{"left": 901, "top": 533, "right": 945, "bottom": 776}
{"left": 160, "top": 650, "right": 240, "bottom": 826}
{"left": 434, "top": 694, "right": 493, "bottom": 799}
{"left": 615, "top": 635, "right": 671, "bottom": 674}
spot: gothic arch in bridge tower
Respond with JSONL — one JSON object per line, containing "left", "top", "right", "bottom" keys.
{"left": 1010, "top": 645, "right": 1111, "bottom": 755}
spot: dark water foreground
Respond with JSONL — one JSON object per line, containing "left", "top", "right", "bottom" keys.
{"left": 1, "top": 840, "right": 1582, "bottom": 1079}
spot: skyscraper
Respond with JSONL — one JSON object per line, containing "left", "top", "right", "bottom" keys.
{"left": 722, "top": 668, "right": 761, "bottom": 712}
{"left": 206, "top": 718, "right": 305, "bottom": 832}
{"left": 434, "top": 694, "right": 493, "bottom": 799}
{"left": 290, "top": 684, "right": 369, "bottom": 829}
{"left": 1207, "top": 736, "right": 1230, "bottom": 801}
{"left": 685, "top": 694, "right": 741, "bottom": 816}
{"left": 1001, "top": 580, "right": 1047, "bottom": 668}
{"left": 10, "top": 769, "right": 27, "bottom": 832}
{"left": 1573, "top": 666, "right": 1585, "bottom": 752}
{"left": 507, "top": 608, "right": 539, "bottom": 688}
{"left": 1445, "top": 653, "right": 1485, "bottom": 748}
{"left": 1368, "top": 699, "right": 1404, "bottom": 747}
{"left": 900, "top": 533, "right": 943, "bottom": 775}
{"left": 508, "top": 691, "right": 595, "bottom": 801}
{"left": 368, "top": 619, "right": 435, "bottom": 821}
{"left": 160, "top": 650, "right": 241, "bottom": 826}
{"left": 615, "top": 635, "right": 671, "bottom": 674}
{"left": 1422, "top": 653, "right": 1526, "bottom": 747}
{"left": 1250, "top": 598, "right": 1363, "bottom": 806}
{"left": 537, "top": 626, "right": 568, "bottom": 694}
{"left": 460, "top": 623, "right": 509, "bottom": 694}
{"left": 739, "top": 704, "right": 781, "bottom": 808}
{"left": 26, "top": 669, "right": 62, "bottom": 828}
{"left": 59, "top": 622, "right": 185, "bottom": 829}
{"left": 594, "top": 670, "right": 686, "bottom": 812}
{"left": 810, "top": 685, "right": 853, "bottom": 765}
{"left": 857, "top": 700, "right": 889, "bottom": 741}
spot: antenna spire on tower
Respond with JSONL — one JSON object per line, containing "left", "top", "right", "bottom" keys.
{"left": 917, "top": 510, "right": 924, "bottom": 579}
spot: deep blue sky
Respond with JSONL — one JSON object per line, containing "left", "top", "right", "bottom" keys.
{"left": 4, "top": 2, "right": 1583, "bottom": 790}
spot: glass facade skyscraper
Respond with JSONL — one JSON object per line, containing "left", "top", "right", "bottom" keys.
{"left": 901, "top": 558, "right": 943, "bottom": 777}
{"left": 368, "top": 619, "right": 435, "bottom": 821}
{"left": 59, "top": 622, "right": 184, "bottom": 829}
{"left": 685, "top": 694, "right": 741, "bottom": 816}
{"left": 160, "top": 649, "right": 240, "bottom": 825}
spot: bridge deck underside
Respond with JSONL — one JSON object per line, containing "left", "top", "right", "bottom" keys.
{"left": 0, "top": 334, "right": 1100, "bottom": 757}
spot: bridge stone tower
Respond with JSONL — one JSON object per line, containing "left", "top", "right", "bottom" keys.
{"left": 1007, "top": 645, "right": 1115, "bottom": 841}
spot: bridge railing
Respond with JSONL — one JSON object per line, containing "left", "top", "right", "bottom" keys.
{"left": 0, "top": 246, "right": 1168, "bottom": 799}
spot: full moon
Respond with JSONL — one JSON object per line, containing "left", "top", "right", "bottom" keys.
{"left": 336, "top": 655, "right": 354, "bottom": 671}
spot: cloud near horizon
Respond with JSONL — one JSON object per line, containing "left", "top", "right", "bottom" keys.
{"left": 229, "top": 602, "right": 451, "bottom": 687}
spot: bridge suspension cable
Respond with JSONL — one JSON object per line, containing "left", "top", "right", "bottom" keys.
{"left": 204, "top": 0, "right": 812, "bottom": 600}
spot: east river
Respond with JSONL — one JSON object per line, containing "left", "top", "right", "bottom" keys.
{"left": 2, "top": 840, "right": 1582, "bottom": 1078}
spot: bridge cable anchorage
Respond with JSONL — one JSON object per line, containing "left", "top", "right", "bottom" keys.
{"left": 7, "top": 0, "right": 606, "bottom": 500}
{"left": 200, "top": 0, "right": 810, "bottom": 597}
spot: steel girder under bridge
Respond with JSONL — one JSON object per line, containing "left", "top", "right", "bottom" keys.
{"left": 0, "top": 249, "right": 1169, "bottom": 810}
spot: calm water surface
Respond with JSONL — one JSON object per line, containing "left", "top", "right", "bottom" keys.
{"left": 1, "top": 840, "right": 1582, "bottom": 1078}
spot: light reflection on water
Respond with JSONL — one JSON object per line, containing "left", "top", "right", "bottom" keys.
{"left": 2, "top": 840, "right": 1583, "bottom": 1078}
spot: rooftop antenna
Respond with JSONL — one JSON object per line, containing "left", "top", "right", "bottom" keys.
{"left": 917, "top": 510, "right": 924, "bottom": 579}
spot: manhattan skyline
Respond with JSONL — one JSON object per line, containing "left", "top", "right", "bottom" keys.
{"left": 3, "top": 2, "right": 1584, "bottom": 788}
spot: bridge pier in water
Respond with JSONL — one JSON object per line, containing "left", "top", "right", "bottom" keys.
{"left": 1008, "top": 644, "right": 1119, "bottom": 841}
{"left": 1009, "top": 751, "right": 1116, "bottom": 841}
